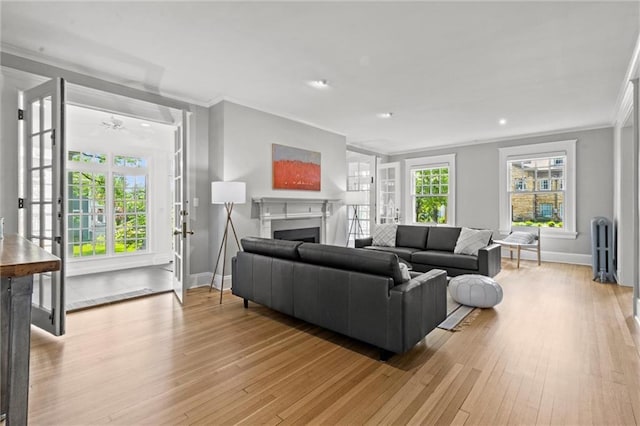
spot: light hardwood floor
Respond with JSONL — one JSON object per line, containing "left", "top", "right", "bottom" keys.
{"left": 26, "top": 261, "right": 640, "bottom": 425}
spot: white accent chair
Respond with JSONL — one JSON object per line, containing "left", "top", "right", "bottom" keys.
{"left": 494, "top": 226, "right": 541, "bottom": 268}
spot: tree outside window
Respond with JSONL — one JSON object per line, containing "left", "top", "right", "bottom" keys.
{"left": 412, "top": 167, "right": 449, "bottom": 224}
{"left": 67, "top": 152, "right": 148, "bottom": 257}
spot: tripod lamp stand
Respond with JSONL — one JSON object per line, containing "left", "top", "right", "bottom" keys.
{"left": 345, "top": 190, "right": 368, "bottom": 247}
{"left": 209, "top": 181, "right": 246, "bottom": 304}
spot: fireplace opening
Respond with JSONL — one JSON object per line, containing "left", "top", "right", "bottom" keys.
{"left": 273, "top": 227, "right": 320, "bottom": 243}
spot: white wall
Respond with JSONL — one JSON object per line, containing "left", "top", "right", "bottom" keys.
{"left": 209, "top": 101, "right": 347, "bottom": 288}
{"left": 389, "top": 127, "right": 614, "bottom": 263}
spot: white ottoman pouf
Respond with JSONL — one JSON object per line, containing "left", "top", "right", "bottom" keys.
{"left": 449, "top": 274, "right": 503, "bottom": 308}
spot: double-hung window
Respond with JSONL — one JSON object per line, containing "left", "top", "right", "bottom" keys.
{"left": 499, "top": 140, "right": 576, "bottom": 238}
{"left": 405, "top": 154, "right": 456, "bottom": 225}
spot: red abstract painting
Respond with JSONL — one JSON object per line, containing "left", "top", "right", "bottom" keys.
{"left": 272, "top": 144, "right": 321, "bottom": 191}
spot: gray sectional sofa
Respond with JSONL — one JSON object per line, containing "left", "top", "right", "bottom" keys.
{"left": 356, "top": 225, "right": 501, "bottom": 277}
{"left": 232, "top": 237, "right": 448, "bottom": 358}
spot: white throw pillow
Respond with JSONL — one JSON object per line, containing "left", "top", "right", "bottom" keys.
{"left": 372, "top": 223, "right": 397, "bottom": 247}
{"left": 454, "top": 227, "right": 492, "bottom": 256}
{"left": 398, "top": 262, "right": 411, "bottom": 282}
{"left": 503, "top": 231, "right": 536, "bottom": 244}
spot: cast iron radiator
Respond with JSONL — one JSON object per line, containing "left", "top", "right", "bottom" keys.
{"left": 590, "top": 217, "right": 615, "bottom": 283}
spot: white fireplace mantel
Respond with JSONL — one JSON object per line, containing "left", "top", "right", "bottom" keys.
{"left": 252, "top": 197, "right": 342, "bottom": 243}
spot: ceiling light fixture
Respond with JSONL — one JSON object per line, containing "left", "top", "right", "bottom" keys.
{"left": 101, "top": 116, "right": 125, "bottom": 130}
{"left": 140, "top": 123, "right": 151, "bottom": 127}
{"left": 378, "top": 112, "right": 394, "bottom": 118}
{"left": 499, "top": 118, "right": 507, "bottom": 126}
{"left": 309, "top": 79, "right": 329, "bottom": 89}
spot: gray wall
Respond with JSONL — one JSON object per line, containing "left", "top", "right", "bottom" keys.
{"left": 210, "top": 101, "right": 348, "bottom": 285}
{"left": 389, "top": 127, "right": 614, "bottom": 257}
{"left": 188, "top": 104, "right": 212, "bottom": 276}
{"left": 614, "top": 124, "right": 636, "bottom": 287}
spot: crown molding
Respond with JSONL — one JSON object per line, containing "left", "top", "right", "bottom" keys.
{"left": 210, "top": 96, "right": 347, "bottom": 138}
{"left": 384, "top": 123, "right": 612, "bottom": 157}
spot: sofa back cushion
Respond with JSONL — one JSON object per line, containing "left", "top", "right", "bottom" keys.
{"left": 396, "top": 225, "right": 429, "bottom": 249}
{"left": 426, "top": 226, "right": 462, "bottom": 252}
{"left": 298, "top": 243, "right": 404, "bottom": 285}
{"left": 241, "top": 237, "right": 302, "bottom": 260}
{"left": 372, "top": 223, "right": 397, "bottom": 247}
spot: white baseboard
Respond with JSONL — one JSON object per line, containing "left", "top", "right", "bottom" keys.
{"left": 500, "top": 248, "right": 591, "bottom": 266}
{"left": 189, "top": 272, "right": 214, "bottom": 289}
{"left": 204, "top": 273, "right": 232, "bottom": 291}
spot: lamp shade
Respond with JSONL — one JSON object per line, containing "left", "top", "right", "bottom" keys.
{"left": 211, "top": 181, "right": 246, "bottom": 204}
{"left": 345, "top": 190, "right": 368, "bottom": 205}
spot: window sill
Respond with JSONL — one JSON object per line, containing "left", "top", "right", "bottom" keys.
{"left": 67, "top": 251, "right": 151, "bottom": 262}
{"left": 499, "top": 229, "right": 578, "bottom": 240}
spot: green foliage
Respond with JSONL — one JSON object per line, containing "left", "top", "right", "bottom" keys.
{"left": 68, "top": 170, "right": 147, "bottom": 256}
{"left": 415, "top": 196, "right": 448, "bottom": 224}
{"left": 512, "top": 220, "right": 563, "bottom": 228}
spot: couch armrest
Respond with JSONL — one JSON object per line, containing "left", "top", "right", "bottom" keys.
{"left": 478, "top": 243, "right": 502, "bottom": 277}
{"left": 387, "top": 269, "right": 447, "bottom": 353}
{"left": 355, "top": 237, "right": 373, "bottom": 248}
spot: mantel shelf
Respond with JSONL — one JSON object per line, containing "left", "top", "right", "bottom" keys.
{"left": 252, "top": 197, "right": 343, "bottom": 205}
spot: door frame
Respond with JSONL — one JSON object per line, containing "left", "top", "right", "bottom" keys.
{"left": 22, "top": 77, "right": 66, "bottom": 335}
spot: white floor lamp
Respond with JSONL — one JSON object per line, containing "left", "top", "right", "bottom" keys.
{"left": 345, "top": 190, "right": 368, "bottom": 246}
{"left": 210, "top": 181, "right": 246, "bottom": 304}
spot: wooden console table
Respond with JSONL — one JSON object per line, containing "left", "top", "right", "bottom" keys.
{"left": 1, "top": 235, "right": 60, "bottom": 425}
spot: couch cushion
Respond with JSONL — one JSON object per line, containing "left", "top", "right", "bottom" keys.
{"left": 241, "top": 237, "right": 302, "bottom": 260}
{"left": 372, "top": 223, "right": 397, "bottom": 247}
{"left": 298, "top": 243, "right": 404, "bottom": 285}
{"left": 454, "top": 227, "right": 492, "bottom": 256}
{"left": 363, "top": 245, "right": 420, "bottom": 262}
{"left": 411, "top": 250, "right": 478, "bottom": 270}
{"left": 426, "top": 226, "right": 462, "bottom": 252}
{"left": 396, "top": 225, "right": 429, "bottom": 249}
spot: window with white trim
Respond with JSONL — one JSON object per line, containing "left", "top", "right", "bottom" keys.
{"left": 67, "top": 151, "right": 149, "bottom": 258}
{"left": 499, "top": 140, "right": 576, "bottom": 238}
{"left": 405, "top": 154, "right": 455, "bottom": 225}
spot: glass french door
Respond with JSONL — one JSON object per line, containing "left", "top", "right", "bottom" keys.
{"left": 377, "top": 162, "right": 401, "bottom": 224}
{"left": 172, "top": 110, "right": 192, "bottom": 303}
{"left": 633, "top": 78, "right": 640, "bottom": 321}
{"left": 346, "top": 152, "right": 375, "bottom": 246}
{"left": 22, "top": 78, "right": 66, "bottom": 335}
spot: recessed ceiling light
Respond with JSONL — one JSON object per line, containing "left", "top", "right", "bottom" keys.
{"left": 377, "top": 112, "right": 394, "bottom": 119}
{"left": 309, "top": 79, "right": 329, "bottom": 89}
{"left": 499, "top": 118, "right": 507, "bottom": 126}
{"left": 140, "top": 123, "right": 151, "bottom": 127}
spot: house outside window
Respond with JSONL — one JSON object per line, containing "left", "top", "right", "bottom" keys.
{"left": 499, "top": 140, "right": 576, "bottom": 238}
{"left": 538, "top": 179, "right": 550, "bottom": 191}
{"left": 515, "top": 179, "right": 527, "bottom": 191}
{"left": 405, "top": 154, "right": 456, "bottom": 225}
{"left": 539, "top": 203, "right": 553, "bottom": 218}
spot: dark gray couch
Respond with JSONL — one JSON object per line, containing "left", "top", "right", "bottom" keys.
{"left": 356, "top": 225, "right": 501, "bottom": 277}
{"left": 232, "top": 237, "right": 447, "bottom": 358}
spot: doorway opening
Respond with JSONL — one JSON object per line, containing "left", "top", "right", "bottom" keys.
{"left": 20, "top": 81, "right": 183, "bottom": 311}
{"left": 62, "top": 103, "right": 176, "bottom": 310}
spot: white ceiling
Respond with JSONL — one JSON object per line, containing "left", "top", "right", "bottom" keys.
{"left": 2, "top": 1, "right": 638, "bottom": 154}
